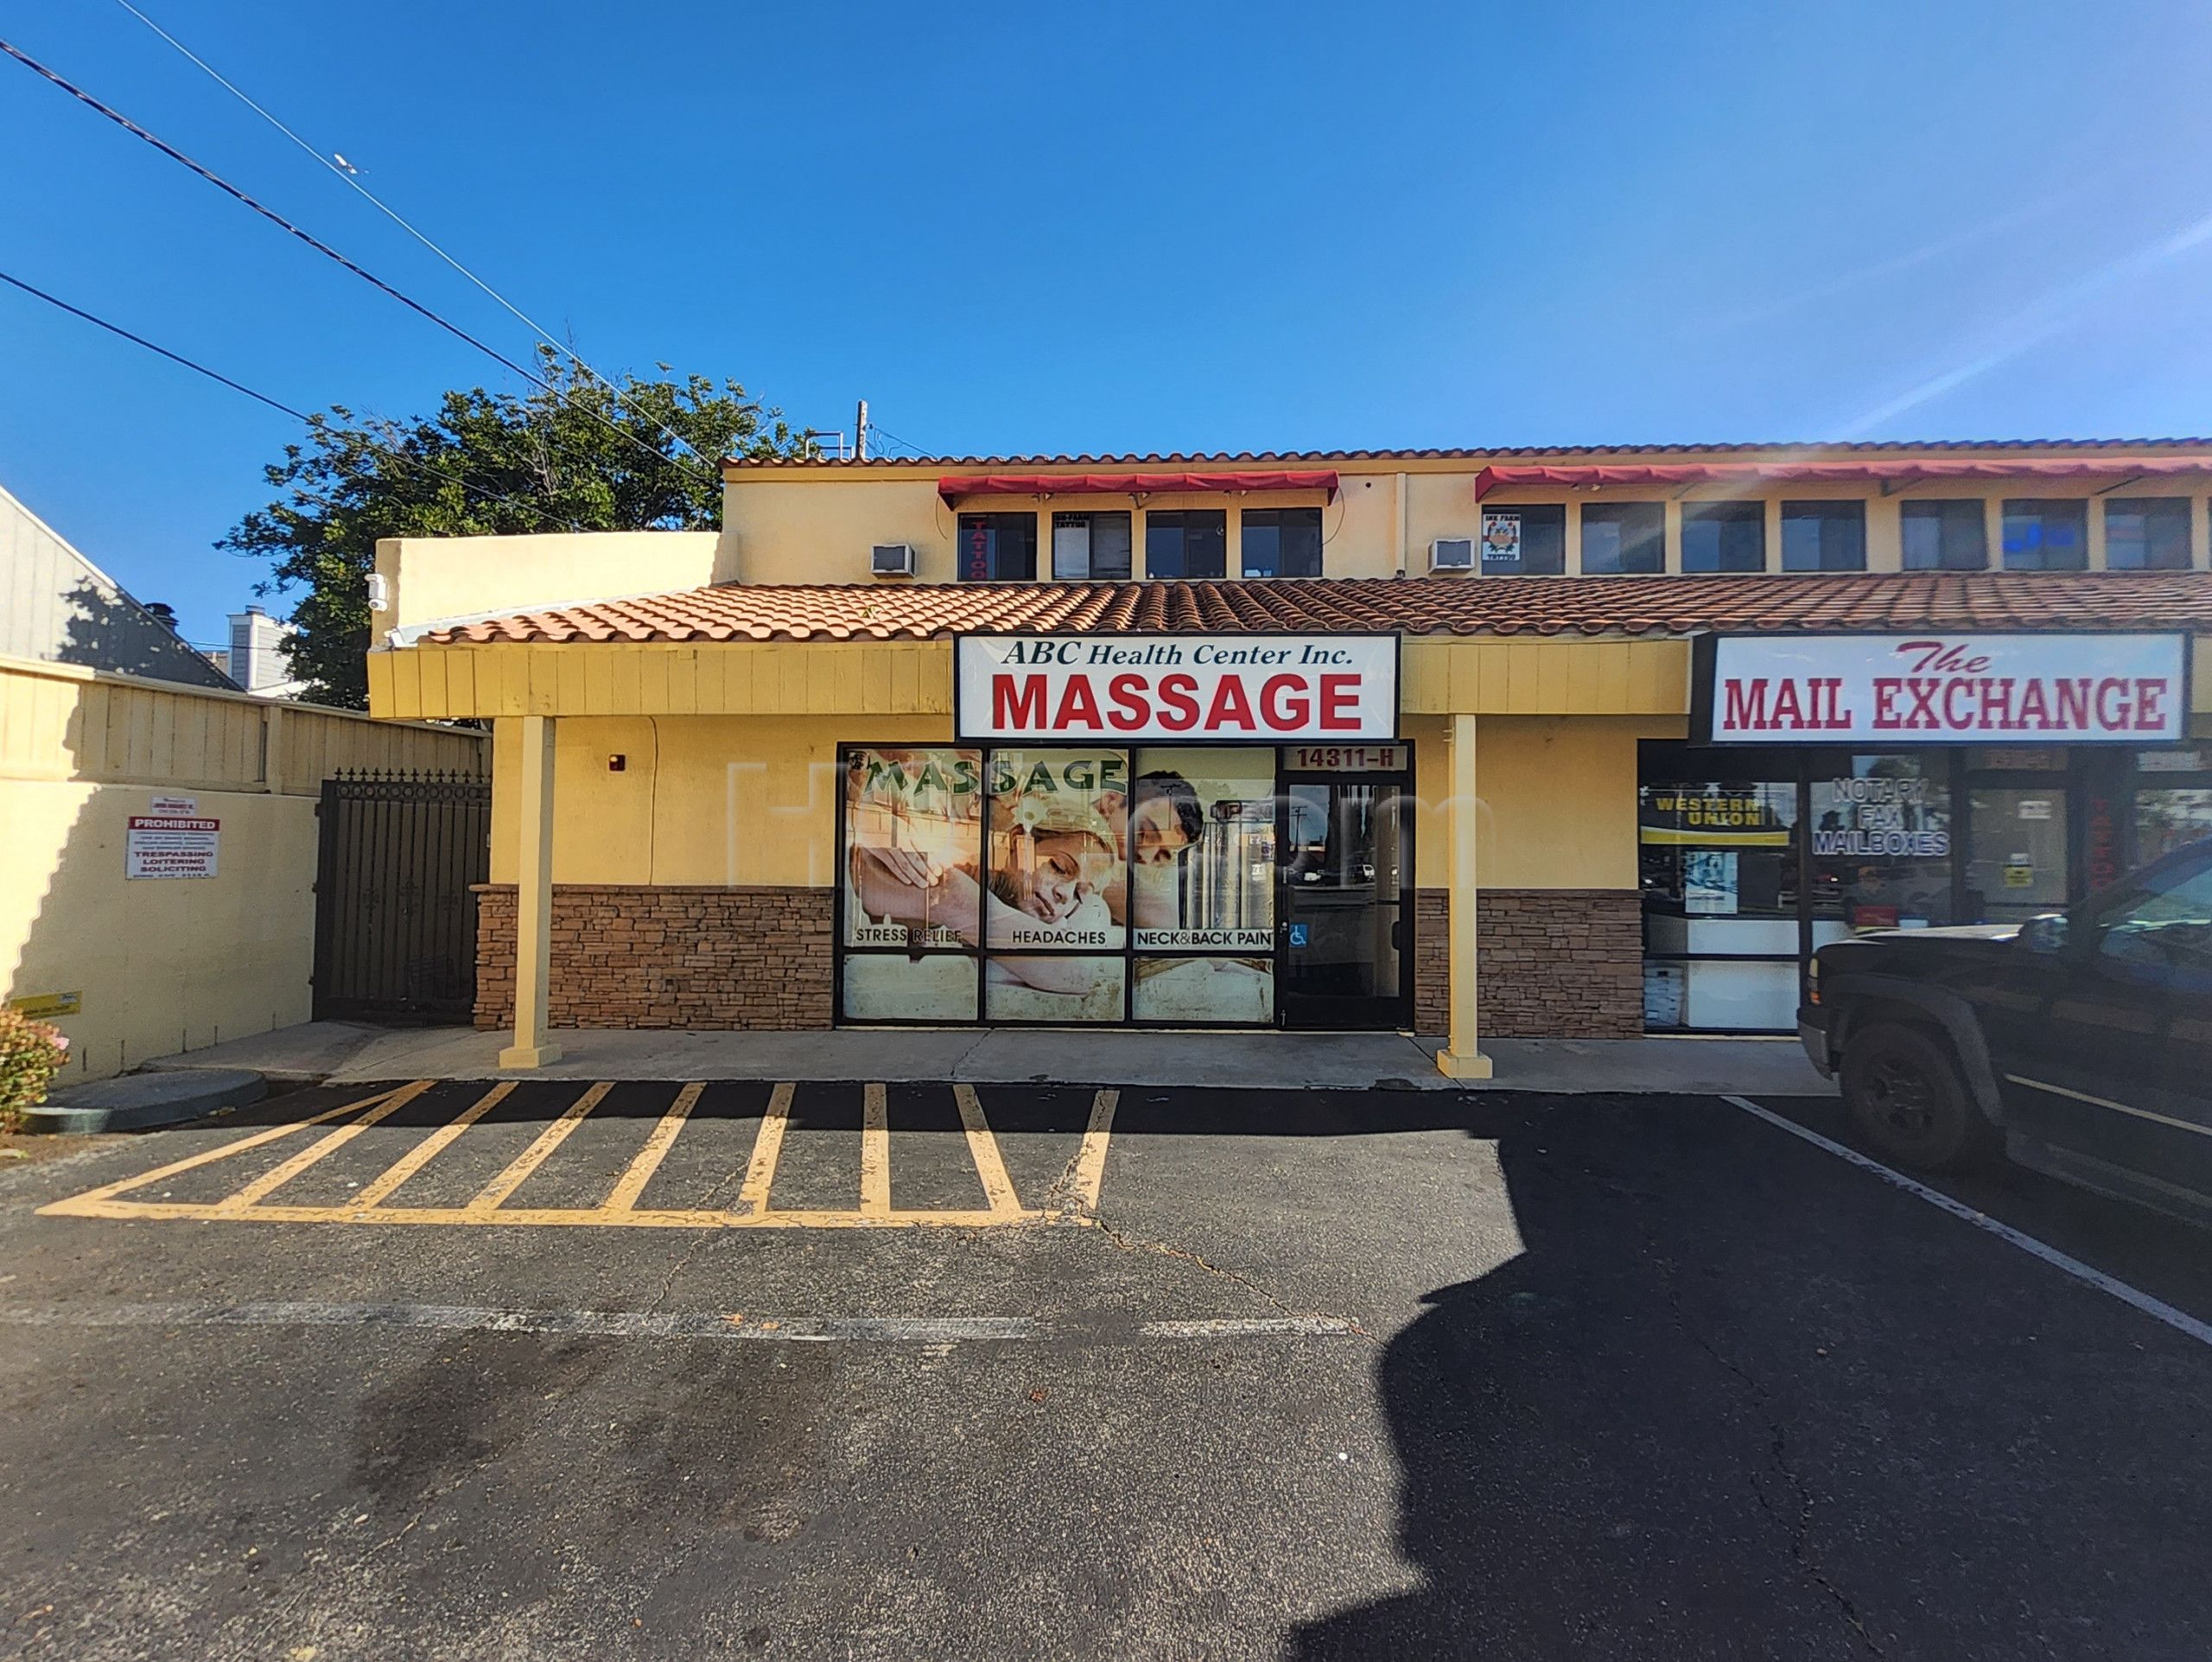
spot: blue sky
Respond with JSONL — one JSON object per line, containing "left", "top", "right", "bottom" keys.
{"left": 6, "top": 0, "right": 2212, "bottom": 650}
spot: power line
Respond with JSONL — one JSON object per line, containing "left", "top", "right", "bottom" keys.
{"left": 0, "top": 264, "right": 578, "bottom": 532}
{"left": 106, "top": 0, "right": 719, "bottom": 476}
{"left": 0, "top": 267, "right": 308, "bottom": 421}
{"left": 0, "top": 33, "right": 716, "bottom": 493}
{"left": 868, "top": 422, "right": 935, "bottom": 459}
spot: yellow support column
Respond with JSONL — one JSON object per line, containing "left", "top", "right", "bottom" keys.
{"left": 499, "top": 714, "right": 563, "bottom": 1070}
{"left": 1436, "top": 711, "right": 1492, "bottom": 1079}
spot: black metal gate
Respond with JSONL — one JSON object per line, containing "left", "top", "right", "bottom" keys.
{"left": 313, "top": 769, "right": 492, "bottom": 1021}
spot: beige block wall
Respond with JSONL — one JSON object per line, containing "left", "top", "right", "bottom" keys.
{"left": 2, "top": 654, "right": 486, "bottom": 1082}
{"left": 4, "top": 781, "right": 317, "bottom": 1079}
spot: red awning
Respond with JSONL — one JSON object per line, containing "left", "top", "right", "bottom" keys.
{"left": 940, "top": 469, "right": 1339, "bottom": 504}
{"left": 1471, "top": 457, "right": 2212, "bottom": 500}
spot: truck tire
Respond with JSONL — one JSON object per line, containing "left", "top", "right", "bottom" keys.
{"left": 1841, "top": 1022, "right": 1999, "bottom": 1173}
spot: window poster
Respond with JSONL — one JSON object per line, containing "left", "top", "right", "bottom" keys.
{"left": 1128, "top": 748, "right": 1274, "bottom": 951}
{"left": 1481, "top": 512, "right": 1522, "bottom": 564}
{"left": 986, "top": 750, "right": 1128, "bottom": 952}
{"left": 1683, "top": 850, "right": 1739, "bottom": 914}
{"left": 1134, "top": 956, "right": 1274, "bottom": 1023}
{"left": 843, "top": 748, "right": 985, "bottom": 949}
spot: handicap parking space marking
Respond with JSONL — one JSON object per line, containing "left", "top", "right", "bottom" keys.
{"left": 1724, "top": 1094, "right": 2212, "bottom": 1351}
{"left": 38, "top": 1081, "right": 1124, "bottom": 1233}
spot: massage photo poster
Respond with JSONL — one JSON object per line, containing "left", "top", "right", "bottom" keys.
{"left": 840, "top": 745, "right": 1277, "bottom": 1023}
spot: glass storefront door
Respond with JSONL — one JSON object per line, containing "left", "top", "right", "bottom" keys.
{"left": 1278, "top": 774, "right": 1410, "bottom": 1029}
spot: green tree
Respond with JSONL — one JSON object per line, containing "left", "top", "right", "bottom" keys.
{"left": 220, "top": 349, "right": 812, "bottom": 707}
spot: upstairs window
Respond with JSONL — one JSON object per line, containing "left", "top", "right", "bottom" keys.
{"left": 1145, "top": 510, "right": 1227, "bottom": 579}
{"left": 957, "top": 513, "right": 1037, "bottom": 582}
{"left": 1052, "top": 511, "right": 1133, "bottom": 581}
{"left": 1901, "top": 500, "right": 1987, "bottom": 570}
{"left": 1580, "top": 502, "right": 1665, "bottom": 574}
{"left": 2001, "top": 500, "right": 2088, "bottom": 571}
{"left": 1681, "top": 501, "right": 1765, "bottom": 572}
{"left": 1240, "top": 507, "right": 1324, "bottom": 578}
{"left": 2106, "top": 498, "right": 2193, "bottom": 570}
{"left": 1479, "top": 505, "right": 1566, "bottom": 575}
{"left": 1780, "top": 500, "right": 1866, "bottom": 572}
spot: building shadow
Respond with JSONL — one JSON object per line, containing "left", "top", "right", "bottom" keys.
{"left": 1287, "top": 1108, "right": 1863, "bottom": 1659}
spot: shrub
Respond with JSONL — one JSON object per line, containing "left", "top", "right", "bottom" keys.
{"left": 0, "top": 1009, "right": 69, "bottom": 1128}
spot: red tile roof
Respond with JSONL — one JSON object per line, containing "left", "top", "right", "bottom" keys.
{"left": 725, "top": 439, "right": 2212, "bottom": 473}
{"left": 423, "top": 573, "right": 2212, "bottom": 646}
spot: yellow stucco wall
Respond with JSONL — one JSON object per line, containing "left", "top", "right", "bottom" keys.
{"left": 372, "top": 531, "right": 722, "bottom": 634}
{"left": 493, "top": 708, "right": 1656, "bottom": 895}
{"left": 2, "top": 654, "right": 486, "bottom": 1082}
{"left": 713, "top": 454, "right": 2212, "bottom": 587}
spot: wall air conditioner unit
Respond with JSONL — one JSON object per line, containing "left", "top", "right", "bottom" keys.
{"left": 870, "top": 543, "right": 917, "bottom": 577}
{"left": 1429, "top": 538, "right": 1475, "bottom": 571}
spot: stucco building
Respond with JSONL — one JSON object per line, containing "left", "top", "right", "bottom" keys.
{"left": 366, "top": 439, "right": 2212, "bottom": 1076}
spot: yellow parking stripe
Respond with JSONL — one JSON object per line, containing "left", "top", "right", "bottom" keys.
{"left": 861, "top": 1082, "right": 892, "bottom": 1216}
{"left": 604, "top": 1082, "right": 705, "bottom": 1211}
{"left": 736, "top": 1082, "right": 794, "bottom": 1214}
{"left": 953, "top": 1084, "right": 1023, "bottom": 1217}
{"left": 349, "top": 1081, "right": 515, "bottom": 1209}
{"left": 36, "top": 1086, "right": 401, "bottom": 1214}
{"left": 463, "top": 1081, "right": 613, "bottom": 1214}
{"left": 1065, "top": 1088, "right": 1119, "bottom": 1219}
{"left": 211, "top": 1081, "right": 435, "bottom": 1213}
{"left": 41, "top": 1078, "right": 1098, "bottom": 1232}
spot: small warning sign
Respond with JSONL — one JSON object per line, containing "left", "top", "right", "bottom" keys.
{"left": 126, "top": 815, "right": 219, "bottom": 879}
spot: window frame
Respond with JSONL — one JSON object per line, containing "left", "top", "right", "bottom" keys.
{"left": 956, "top": 512, "right": 1039, "bottom": 583}
{"left": 1239, "top": 506, "right": 1325, "bottom": 580}
{"left": 1143, "top": 509, "right": 1228, "bottom": 581}
{"left": 1680, "top": 500, "right": 1768, "bottom": 574}
{"left": 1479, "top": 503, "right": 1567, "bottom": 576}
{"left": 1900, "top": 499, "right": 1990, "bottom": 572}
{"left": 1051, "top": 510, "right": 1133, "bottom": 582}
{"left": 2000, "top": 498, "right": 2088, "bottom": 572}
{"left": 1580, "top": 501, "right": 1666, "bottom": 575}
{"left": 1779, "top": 500, "right": 1867, "bottom": 573}
{"left": 2105, "top": 497, "right": 2195, "bottom": 571}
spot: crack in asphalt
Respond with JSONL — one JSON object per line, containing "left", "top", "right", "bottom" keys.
{"left": 1089, "top": 1218, "right": 1376, "bottom": 1342}
{"left": 641, "top": 1163, "right": 749, "bottom": 1318}
{"left": 1630, "top": 1194, "right": 1886, "bottom": 1658}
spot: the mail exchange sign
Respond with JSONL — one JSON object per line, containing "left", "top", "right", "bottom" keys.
{"left": 1700, "top": 633, "right": 2190, "bottom": 745}
{"left": 956, "top": 634, "right": 1397, "bottom": 742}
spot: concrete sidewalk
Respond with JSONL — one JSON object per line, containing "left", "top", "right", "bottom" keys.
{"left": 143, "top": 1022, "right": 1836, "bottom": 1095}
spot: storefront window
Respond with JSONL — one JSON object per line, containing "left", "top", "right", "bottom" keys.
{"left": 841, "top": 747, "right": 986, "bottom": 1022}
{"left": 2134, "top": 747, "right": 2212, "bottom": 865}
{"left": 1808, "top": 757, "right": 1953, "bottom": 929}
{"left": 1965, "top": 785, "right": 2069, "bottom": 920}
{"left": 839, "top": 743, "right": 1320, "bottom": 1026}
{"left": 986, "top": 749, "right": 1128, "bottom": 956}
{"left": 1638, "top": 744, "right": 1802, "bottom": 1031}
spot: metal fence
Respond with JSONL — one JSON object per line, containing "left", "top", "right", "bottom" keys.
{"left": 313, "top": 769, "right": 491, "bottom": 1022}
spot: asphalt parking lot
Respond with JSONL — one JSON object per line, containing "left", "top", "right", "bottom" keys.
{"left": 3, "top": 1080, "right": 2209, "bottom": 1660}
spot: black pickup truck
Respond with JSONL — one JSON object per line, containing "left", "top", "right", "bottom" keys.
{"left": 1799, "top": 836, "right": 2212, "bottom": 1228}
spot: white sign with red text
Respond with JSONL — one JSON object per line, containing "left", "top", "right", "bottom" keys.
{"left": 1705, "top": 633, "right": 2188, "bottom": 745}
{"left": 956, "top": 634, "right": 1397, "bottom": 742}
{"left": 125, "top": 816, "right": 220, "bottom": 878}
